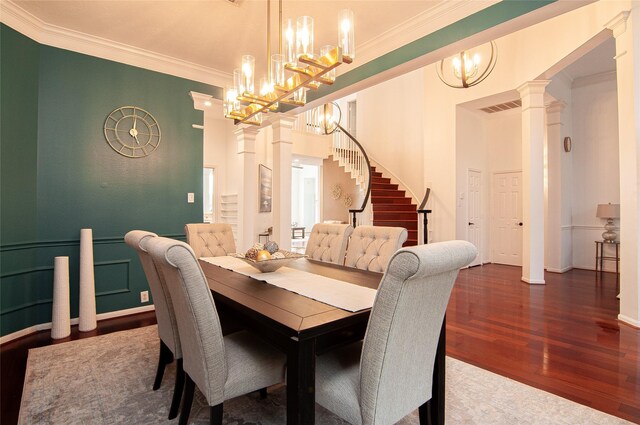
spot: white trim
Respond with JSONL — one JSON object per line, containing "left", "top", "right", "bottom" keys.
{"left": 0, "top": 0, "right": 230, "bottom": 88}
{"left": 618, "top": 314, "right": 640, "bottom": 329}
{"left": 572, "top": 70, "right": 617, "bottom": 89}
{"left": 546, "top": 266, "right": 573, "bottom": 273}
{"left": 0, "top": 305, "right": 155, "bottom": 345}
{"left": 521, "top": 277, "right": 545, "bottom": 284}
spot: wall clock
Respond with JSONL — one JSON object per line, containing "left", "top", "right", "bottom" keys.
{"left": 104, "top": 106, "right": 161, "bottom": 158}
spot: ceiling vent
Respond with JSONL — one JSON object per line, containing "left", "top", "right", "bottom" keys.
{"left": 480, "top": 99, "right": 521, "bottom": 114}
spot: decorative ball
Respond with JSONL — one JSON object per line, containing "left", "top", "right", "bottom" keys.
{"left": 272, "top": 251, "right": 285, "bottom": 259}
{"left": 252, "top": 242, "right": 265, "bottom": 251}
{"left": 256, "top": 250, "right": 272, "bottom": 262}
{"left": 264, "top": 240, "right": 279, "bottom": 254}
{"left": 245, "top": 247, "right": 259, "bottom": 260}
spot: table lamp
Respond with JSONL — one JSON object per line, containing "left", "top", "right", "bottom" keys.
{"left": 596, "top": 203, "right": 620, "bottom": 242}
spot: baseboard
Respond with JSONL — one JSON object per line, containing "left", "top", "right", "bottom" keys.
{"left": 618, "top": 314, "right": 640, "bottom": 329}
{"left": 521, "top": 277, "right": 546, "bottom": 284}
{"left": 0, "top": 305, "right": 155, "bottom": 345}
{"left": 546, "top": 266, "right": 573, "bottom": 273}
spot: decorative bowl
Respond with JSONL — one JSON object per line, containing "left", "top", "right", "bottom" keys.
{"left": 230, "top": 250, "right": 306, "bottom": 273}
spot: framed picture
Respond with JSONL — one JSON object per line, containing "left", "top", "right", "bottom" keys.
{"left": 259, "top": 164, "right": 272, "bottom": 213}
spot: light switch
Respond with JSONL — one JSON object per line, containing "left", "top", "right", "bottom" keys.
{"left": 187, "top": 193, "right": 195, "bottom": 203}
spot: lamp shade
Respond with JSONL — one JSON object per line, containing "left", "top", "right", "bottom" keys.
{"left": 596, "top": 203, "right": 620, "bottom": 218}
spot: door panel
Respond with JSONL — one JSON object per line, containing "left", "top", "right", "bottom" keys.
{"left": 492, "top": 172, "right": 522, "bottom": 266}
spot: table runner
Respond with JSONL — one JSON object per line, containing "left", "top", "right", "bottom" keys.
{"left": 201, "top": 256, "right": 377, "bottom": 312}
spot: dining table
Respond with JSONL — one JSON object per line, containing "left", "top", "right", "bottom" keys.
{"left": 200, "top": 257, "right": 446, "bottom": 425}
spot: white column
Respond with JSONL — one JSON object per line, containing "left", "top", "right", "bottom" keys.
{"left": 608, "top": 8, "right": 640, "bottom": 327}
{"left": 545, "top": 101, "right": 566, "bottom": 273}
{"left": 518, "top": 80, "right": 550, "bottom": 284}
{"left": 271, "top": 115, "right": 296, "bottom": 251}
{"left": 235, "top": 126, "right": 260, "bottom": 252}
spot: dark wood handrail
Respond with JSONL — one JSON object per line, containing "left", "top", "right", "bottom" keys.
{"left": 335, "top": 124, "right": 372, "bottom": 228}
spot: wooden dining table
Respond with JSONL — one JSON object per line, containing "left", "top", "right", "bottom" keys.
{"left": 200, "top": 258, "right": 446, "bottom": 425}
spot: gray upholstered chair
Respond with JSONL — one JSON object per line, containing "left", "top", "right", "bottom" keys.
{"left": 344, "top": 225, "right": 408, "bottom": 273}
{"left": 184, "top": 223, "right": 236, "bottom": 257}
{"left": 124, "top": 230, "right": 184, "bottom": 419}
{"left": 304, "top": 223, "right": 354, "bottom": 264}
{"left": 146, "top": 236, "right": 286, "bottom": 425}
{"left": 315, "top": 240, "right": 477, "bottom": 425}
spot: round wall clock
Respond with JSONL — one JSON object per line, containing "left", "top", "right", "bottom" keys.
{"left": 104, "top": 106, "right": 161, "bottom": 158}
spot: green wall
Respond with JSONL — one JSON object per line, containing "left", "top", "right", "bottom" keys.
{"left": 0, "top": 24, "right": 220, "bottom": 336}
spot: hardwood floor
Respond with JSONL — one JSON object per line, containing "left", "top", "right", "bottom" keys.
{"left": 1, "top": 264, "right": 638, "bottom": 424}
{"left": 448, "top": 264, "right": 639, "bottom": 423}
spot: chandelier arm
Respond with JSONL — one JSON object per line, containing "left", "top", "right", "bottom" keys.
{"left": 460, "top": 51, "right": 468, "bottom": 88}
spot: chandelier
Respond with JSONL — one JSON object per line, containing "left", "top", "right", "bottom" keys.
{"left": 224, "top": 0, "right": 355, "bottom": 125}
{"left": 436, "top": 41, "right": 497, "bottom": 88}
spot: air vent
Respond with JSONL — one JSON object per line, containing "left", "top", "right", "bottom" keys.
{"left": 480, "top": 99, "right": 522, "bottom": 114}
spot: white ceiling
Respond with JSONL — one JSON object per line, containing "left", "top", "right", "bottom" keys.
{"left": 13, "top": 0, "right": 472, "bottom": 81}
{"left": 562, "top": 37, "right": 616, "bottom": 81}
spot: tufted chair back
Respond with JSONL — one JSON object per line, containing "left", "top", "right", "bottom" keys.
{"left": 344, "top": 225, "right": 408, "bottom": 273}
{"left": 185, "top": 223, "right": 236, "bottom": 257}
{"left": 305, "top": 223, "right": 354, "bottom": 265}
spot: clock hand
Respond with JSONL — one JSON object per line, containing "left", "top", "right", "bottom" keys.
{"left": 133, "top": 113, "right": 137, "bottom": 131}
{"left": 133, "top": 133, "right": 141, "bottom": 146}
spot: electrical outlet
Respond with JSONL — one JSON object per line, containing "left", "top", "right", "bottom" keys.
{"left": 140, "top": 291, "right": 149, "bottom": 303}
{"left": 187, "top": 192, "right": 195, "bottom": 203}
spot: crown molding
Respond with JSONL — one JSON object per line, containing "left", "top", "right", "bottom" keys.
{"left": 0, "top": 0, "right": 231, "bottom": 89}
{"left": 342, "top": 0, "right": 499, "bottom": 76}
{"left": 572, "top": 70, "right": 617, "bottom": 88}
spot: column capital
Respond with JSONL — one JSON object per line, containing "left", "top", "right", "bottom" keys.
{"left": 235, "top": 125, "right": 260, "bottom": 154}
{"left": 605, "top": 11, "right": 630, "bottom": 39}
{"left": 516, "top": 80, "right": 551, "bottom": 97}
{"left": 189, "top": 91, "right": 215, "bottom": 111}
{"left": 272, "top": 113, "right": 297, "bottom": 144}
{"left": 546, "top": 100, "right": 566, "bottom": 114}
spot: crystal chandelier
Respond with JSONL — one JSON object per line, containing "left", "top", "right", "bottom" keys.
{"left": 224, "top": 0, "right": 355, "bottom": 125}
{"left": 436, "top": 41, "right": 497, "bottom": 88}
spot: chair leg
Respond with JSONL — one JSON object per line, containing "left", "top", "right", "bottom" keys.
{"left": 153, "top": 341, "right": 173, "bottom": 391}
{"left": 179, "top": 374, "right": 195, "bottom": 425}
{"left": 418, "top": 400, "right": 430, "bottom": 425}
{"left": 168, "top": 358, "right": 185, "bottom": 419}
{"left": 210, "top": 403, "right": 223, "bottom": 425}
{"left": 259, "top": 387, "right": 268, "bottom": 399}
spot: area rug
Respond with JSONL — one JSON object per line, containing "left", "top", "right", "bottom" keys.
{"left": 19, "top": 326, "right": 630, "bottom": 424}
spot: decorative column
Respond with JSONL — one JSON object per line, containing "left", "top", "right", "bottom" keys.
{"left": 271, "top": 115, "right": 296, "bottom": 251}
{"left": 518, "top": 80, "right": 550, "bottom": 284}
{"left": 545, "top": 101, "right": 568, "bottom": 273}
{"left": 608, "top": 8, "right": 640, "bottom": 327}
{"left": 235, "top": 126, "right": 260, "bottom": 252}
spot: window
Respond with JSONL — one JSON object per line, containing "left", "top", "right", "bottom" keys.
{"left": 203, "top": 167, "right": 215, "bottom": 222}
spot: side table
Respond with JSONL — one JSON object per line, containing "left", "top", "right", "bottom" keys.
{"left": 595, "top": 240, "right": 620, "bottom": 274}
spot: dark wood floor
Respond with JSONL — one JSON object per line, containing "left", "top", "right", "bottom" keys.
{"left": 448, "top": 264, "right": 639, "bottom": 423}
{"left": 1, "top": 264, "right": 638, "bottom": 424}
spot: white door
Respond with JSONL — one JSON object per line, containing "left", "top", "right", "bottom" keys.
{"left": 491, "top": 172, "right": 523, "bottom": 266}
{"left": 467, "top": 169, "right": 482, "bottom": 267}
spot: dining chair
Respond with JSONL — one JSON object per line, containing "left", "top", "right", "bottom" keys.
{"left": 124, "top": 230, "right": 184, "bottom": 420}
{"left": 146, "top": 236, "right": 287, "bottom": 425}
{"left": 315, "top": 240, "right": 477, "bottom": 425}
{"left": 305, "top": 223, "right": 354, "bottom": 264}
{"left": 344, "top": 225, "right": 408, "bottom": 272}
{"left": 184, "top": 223, "right": 236, "bottom": 257}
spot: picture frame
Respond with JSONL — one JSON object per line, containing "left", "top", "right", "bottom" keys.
{"left": 259, "top": 164, "right": 272, "bottom": 213}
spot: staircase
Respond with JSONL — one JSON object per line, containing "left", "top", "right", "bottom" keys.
{"left": 307, "top": 115, "right": 418, "bottom": 246}
{"left": 370, "top": 166, "right": 418, "bottom": 246}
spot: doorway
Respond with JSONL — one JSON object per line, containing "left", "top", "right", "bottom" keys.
{"left": 491, "top": 171, "right": 523, "bottom": 266}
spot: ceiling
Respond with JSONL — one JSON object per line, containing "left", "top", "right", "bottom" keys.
{"left": 13, "top": 0, "right": 479, "bottom": 82}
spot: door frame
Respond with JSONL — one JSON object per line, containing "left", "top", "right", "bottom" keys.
{"left": 467, "top": 168, "right": 483, "bottom": 267}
